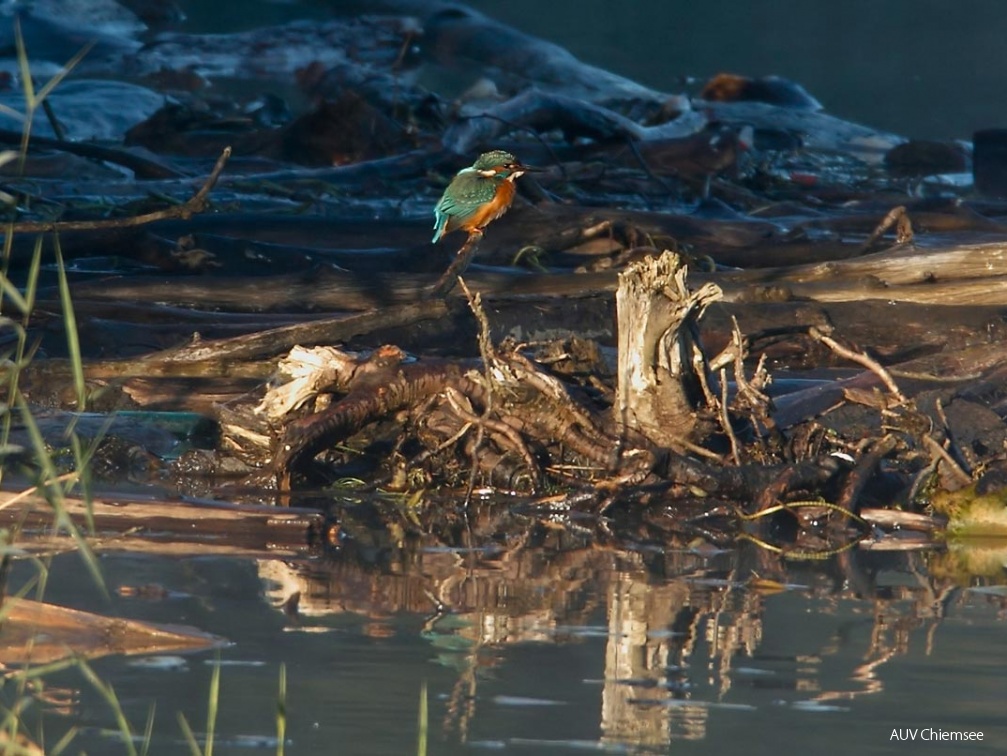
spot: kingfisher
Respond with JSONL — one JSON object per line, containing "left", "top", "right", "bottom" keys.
{"left": 432, "top": 150, "right": 532, "bottom": 243}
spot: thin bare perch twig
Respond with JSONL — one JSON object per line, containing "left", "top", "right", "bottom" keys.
{"left": 809, "top": 326, "right": 907, "bottom": 403}
{"left": 427, "top": 230, "right": 482, "bottom": 299}
{"left": 860, "top": 205, "right": 913, "bottom": 253}
{"left": 2, "top": 147, "right": 232, "bottom": 235}
{"left": 922, "top": 435, "right": 972, "bottom": 486}
{"left": 720, "top": 367, "right": 741, "bottom": 465}
{"left": 458, "top": 277, "right": 501, "bottom": 502}
{"left": 934, "top": 396, "right": 972, "bottom": 477}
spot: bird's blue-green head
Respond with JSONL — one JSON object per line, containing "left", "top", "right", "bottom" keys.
{"left": 470, "top": 150, "right": 526, "bottom": 179}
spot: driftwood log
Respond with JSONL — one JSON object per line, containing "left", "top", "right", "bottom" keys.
{"left": 0, "top": 598, "right": 224, "bottom": 666}
{"left": 615, "top": 252, "right": 722, "bottom": 446}
{"left": 254, "top": 253, "right": 847, "bottom": 515}
{"left": 0, "top": 490, "right": 325, "bottom": 558}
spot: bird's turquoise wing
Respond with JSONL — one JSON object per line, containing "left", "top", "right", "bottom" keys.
{"left": 432, "top": 173, "right": 499, "bottom": 242}
{"left": 432, "top": 191, "right": 462, "bottom": 242}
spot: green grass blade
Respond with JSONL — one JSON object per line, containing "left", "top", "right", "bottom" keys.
{"left": 0, "top": 273, "right": 29, "bottom": 315}
{"left": 417, "top": 681, "right": 427, "bottom": 756}
{"left": 13, "top": 18, "right": 35, "bottom": 108}
{"left": 49, "top": 724, "right": 79, "bottom": 756}
{"left": 0, "top": 234, "right": 41, "bottom": 319}
{"left": 205, "top": 658, "right": 220, "bottom": 756}
{"left": 23, "top": 235, "right": 43, "bottom": 315}
{"left": 13, "top": 392, "right": 107, "bottom": 599}
{"left": 8, "top": 654, "right": 80, "bottom": 681}
{"left": 276, "top": 663, "right": 286, "bottom": 756}
{"left": 0, "top": 568, "right": 42, "bottom": 625}
{"left": 34, "top": 42, "right": 95, "bottom": 105}
{"left": 139, "top": 703, "right": 156, "bottom": 756}
{"left": 1, "top": 223, "right": 17, "bottom": 318}
{"left": 12, "top": 17, "right": 92, "bottom": 178}
{"left": 69, "top": 432, "right": 95, "bottom": 532}
{"left": 13, "top": 17, "right": 34, "bottom": 169}
{"left": 53, "top": 234, "right": 85, "bottom": 410}
{"left": 12, "top": 18, "right": 92, "bottom": 167}
{"left": 177, "top": 712, "right": 202, "bottom": 756}
{"left": 33, "top": 550, "right": 49, "bottom": 598}
{"left": 13, "top": 391, "right": 59, "bottom": 483}
{"left": 0, "top": 701, "right": 34, "bottom": 756}
{"left": 77, "top": 659, "right": 138, "bottom": 756}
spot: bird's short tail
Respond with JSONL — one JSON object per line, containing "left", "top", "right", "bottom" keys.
{"left": 432, "top": 212, "right": 448, "bottom": 243}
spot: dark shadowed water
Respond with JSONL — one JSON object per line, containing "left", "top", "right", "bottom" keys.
{"left": 459, "top": 0, "right": 1007, "bottom": 142}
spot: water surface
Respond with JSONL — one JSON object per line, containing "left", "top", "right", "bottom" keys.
{"left": 12, "top": 537, "right": 1006, "bottom": 754}
{"left": 459, "top": 0, "right": 1007, "bottom": 141}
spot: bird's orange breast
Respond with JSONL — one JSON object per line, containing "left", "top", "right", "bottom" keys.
{"left": 459, "top": 180, "right": 516, "bottom": 232}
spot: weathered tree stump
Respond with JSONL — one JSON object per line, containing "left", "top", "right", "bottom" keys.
{"left": 615, "top": 251, "right": 723, "bottom": 447}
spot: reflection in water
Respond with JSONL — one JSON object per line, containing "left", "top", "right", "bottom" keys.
{"left": 256, "top": 515, "right": 1007, "bottom": 752}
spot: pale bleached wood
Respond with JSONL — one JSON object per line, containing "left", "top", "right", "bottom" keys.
{"left": 0, "top": 598, "right": 223, "bottom": 665}
{"left": 615, "top": 251, "right": 722, "bottom": 445}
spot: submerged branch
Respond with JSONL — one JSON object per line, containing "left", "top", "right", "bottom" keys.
{"left": 2, "top": 147, "right": 231, "bottom": 235}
